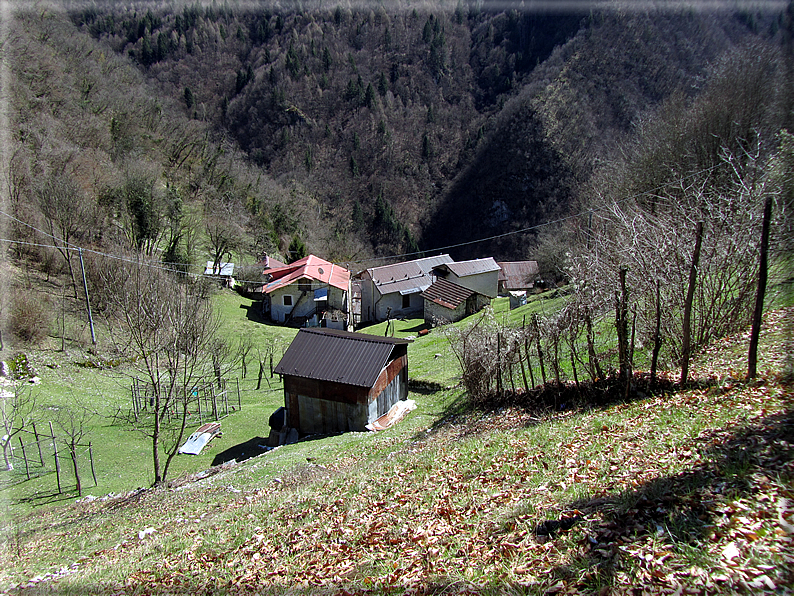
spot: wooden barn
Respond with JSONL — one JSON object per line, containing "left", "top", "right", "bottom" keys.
{"left": 273, "top": 329, "right": 410, "bottom": 434}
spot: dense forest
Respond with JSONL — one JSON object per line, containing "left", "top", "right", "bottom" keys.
{"left": 3, "top": 0, "right": 791, "bottom": 280}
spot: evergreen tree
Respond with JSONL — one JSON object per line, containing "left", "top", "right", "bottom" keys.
{"left": 184, "top": 86, "right": 194, "bottom": 109}
{"left": 287, "top": 234, "right": 307, "bottom": 263}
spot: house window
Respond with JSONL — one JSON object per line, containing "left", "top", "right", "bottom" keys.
{"left": 402, "top": 294, "right": 411, "bottom": 309}
{"left": 283, "top": 295, "right": 293, "bottom": 307}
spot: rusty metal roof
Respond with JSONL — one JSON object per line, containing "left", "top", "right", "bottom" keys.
{"left": 274, "top": 329, "right": 410, "bottom": 388}
{"left": 434, "top": 257, "right": 500, "bottom": 278}
{"left": 366, "top": 254, "right": 453, "bottom": 295}
{"left": 421, "top": 278, "right": 477, "bottom": 310}
{"left": 497, "top": 261, "right": 539, "bottom": 289}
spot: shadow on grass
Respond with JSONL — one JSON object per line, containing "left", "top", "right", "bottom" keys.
{"left": 437, "top": 373, "right": 729, "bottom": 430}
{"left": 524, "top": 408, "right": 794, "bottom": 592}
{"left": 401, "top": 322, "right": 431, "bottom": 334}
{"left": 13, "top": 488, "right": 78, "bottom": 507}
{"left": 241, "top": 301, "right": 268, "bottom": 324}
{"left": 211, "top": 436, "right": 271, "bottom": 466}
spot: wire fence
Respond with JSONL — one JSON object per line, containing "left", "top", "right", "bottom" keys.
{"left": 0, "top": 425, "right": 97, "bottom": 495}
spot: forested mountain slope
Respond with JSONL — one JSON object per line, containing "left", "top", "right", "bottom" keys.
{"left": 6, "top": 1, "right": 788, "bottom": 273}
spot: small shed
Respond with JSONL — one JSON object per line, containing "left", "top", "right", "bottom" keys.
{"left": 274, "top": 329, "right": 411, "bottom": 434}
{"left": 497, "top": 261, "right": 539, "bottom": 294}
{"left": 421, "top": 277, "right": 491, "bottom": 325}
{"left": 508, "top": 290, "right": 527, "bottom": 309}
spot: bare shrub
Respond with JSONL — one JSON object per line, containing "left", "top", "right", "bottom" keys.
{"left": 10, "top": 291, "right": 51, "bottom": 344}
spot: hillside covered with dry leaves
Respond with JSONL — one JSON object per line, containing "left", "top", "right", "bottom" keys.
{"left": 4, "top": 308, "right": 792, "bottom": 595}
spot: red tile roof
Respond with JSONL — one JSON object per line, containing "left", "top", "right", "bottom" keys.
{"left": 261, "top": 255, "right": 350, "bottom": 294}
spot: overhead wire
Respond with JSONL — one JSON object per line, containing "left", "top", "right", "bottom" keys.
{"left": 0, "top": 160, "right": 726, "bottom": 284}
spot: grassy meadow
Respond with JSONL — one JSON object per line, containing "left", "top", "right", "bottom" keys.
{"left": 0, "top": 274, "right": 791, "bottom": 594}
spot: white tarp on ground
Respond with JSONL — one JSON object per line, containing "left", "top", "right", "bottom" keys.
{"left": 366, "top": 399, "right": 417, "bottom": 431}
{"left": 179, "top": 423, "right": 221, "bottom": 455}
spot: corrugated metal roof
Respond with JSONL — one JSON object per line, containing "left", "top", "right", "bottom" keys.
{"left": 262, "top": 255, "right": 350, "bottom": 294}
{"left": 274, "top": 329, "right": 410, "bottom": 388}
{"left": 497, "top": 261, "right": 539, "bottom": 289}
{"left": 367, "top": 255, "right": 453, "bottom": 293}
{"left": 421, "top": 278, "right": 476, "bottom": 310}
{"left": 435, "top": 257, "right": 500, "bottom": 278}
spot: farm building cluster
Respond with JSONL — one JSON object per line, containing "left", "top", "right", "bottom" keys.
{"left": 236, "top": 254, "right": 541, "bottom": 438}
{"left": 231, "top": 253, "right": 540, "bottom": 331}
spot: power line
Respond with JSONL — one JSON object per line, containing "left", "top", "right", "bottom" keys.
{"left": 0, "top": 160, "right": 726, "bottom": 278}
{"left": 357, "top": 161, "right": 725, "bottom": 266}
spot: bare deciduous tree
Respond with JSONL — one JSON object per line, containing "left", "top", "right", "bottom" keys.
{"left": 51, "top": 402, "right": 94, "bottom": 496}
{"left": 37, "top": 173, "right": 95, "bottom": 298}
{"left": 0, "top": 385, "right": 36, "bottom": 472}
{"left": 103, "top": 261, "right": 221, "bottom": 486}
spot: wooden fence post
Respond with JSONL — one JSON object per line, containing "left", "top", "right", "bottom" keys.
{"left": 89, "top": 442, "right": 97, "bottom": 487}
{"left": 650, "top": 280, "right": 662, "bottom": 386}
{"left": 50, "top": 421, "right": 61, "bottom": 494}
{"left": 748, "top": 197, "right": 773, "bottom": 380}
{"left": 496, "top": 332, "right": 503, "bottom": 396}
{"left": 19, "top": 437, "right": 29, "bottom": 480}
{"left": 31, "top": 420, "right": 44, "bottom": 466}
{"left": 518, "top": 340, "right": 530, "bottom": 394}
{"left": 533, "top": 314, "right": 546, "bottom": 385}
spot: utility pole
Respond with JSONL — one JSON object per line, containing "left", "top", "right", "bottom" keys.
{"left": 78, "top": 248, "right": 96, "bottom": 345}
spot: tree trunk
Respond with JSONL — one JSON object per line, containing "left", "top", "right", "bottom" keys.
{"left": 626, "top": 305, "right": 636, "bottom": 400}
{"left": 584, "top": 312, "right": 604, "bottom": 382}
{"left": 519, "top": 340, "right": 530, "bottom": 394}
{"left": 152, "top": 388, "right": 162, "bottom": 486}
{"left": 70, "top": 445, "right": 81, "bottom": 496}
{"left": 525, "top": 338, "right": 535, "bottom": 389}
{"left": 748, "top": 197, "right": 773, "bottom": 379}
{"left": 496, "top": 333, "right": 503, "bottom": 396}
{"left": 569, "top": 328, "right": 580, "bottom": 394}
{"left": 616, "top": 267, "right": 630, "bottom": 384}
{"left": 650, "top": 280, "right": 662, "bottom": 386}
{"left": 681, "top": 221, "right": 704, "bottom": 385}
{"left": 533, "top": 315, "right": 546, "bottom": 385}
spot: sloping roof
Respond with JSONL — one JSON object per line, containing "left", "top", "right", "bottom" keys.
{"left": 261, "top": 255, "right": 350, "bottom": 294}
{"left": 497, "top": 261, "right": 539, "bottom": 289}
{"left": 421, "top": 278, "right": 477, "bottom": 310}
{"left": 260, "top": 255, "right": 287, "bottom": 270}
{"left": 205, "top": 261, "right": 234, "bottom": 276}
{"left": 434, "top": 257, "right": 500, "bottom": 278}
{"left": 274, "top": 328, "right": 410, "bottom": 388}
{"left": 367, "top": 254, "right": 453, "bottom": 296}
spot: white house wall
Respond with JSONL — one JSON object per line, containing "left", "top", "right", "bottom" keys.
{"left": 361, "top": 273, "right": 429, "bottom": 323}
{"left": 448, "top": 270, "right": 499, "bottom": 299}
{"left": 270, "top": 284, "right": 347, "bottom": 324}
{"left": 374, "top": 291, "right": 424, "bottom": 322}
